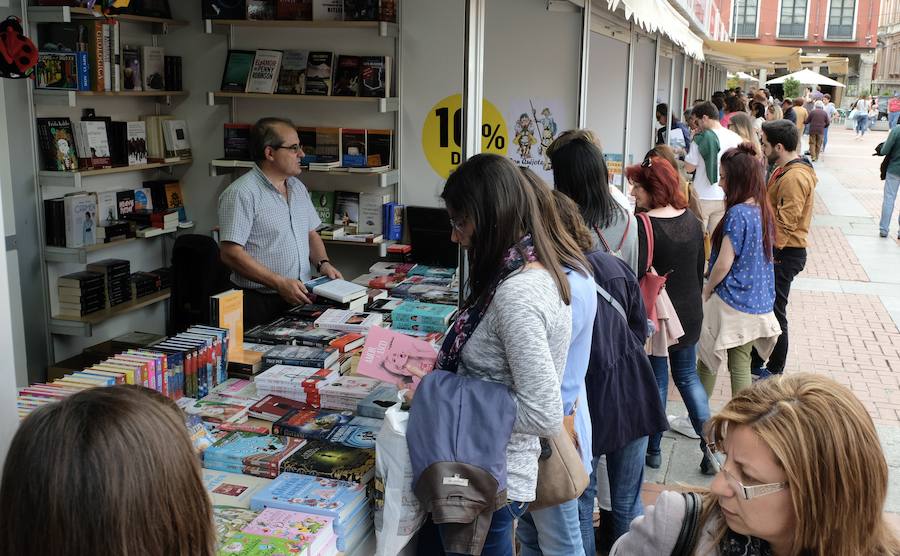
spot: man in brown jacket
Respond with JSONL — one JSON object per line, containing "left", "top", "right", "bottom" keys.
{"left": 753, "top": 119, "right": 816, "bottom": 377}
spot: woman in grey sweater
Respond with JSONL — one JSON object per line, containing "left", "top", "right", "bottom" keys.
{"left": 435, "top": 153, "right": 578, "bottom": 556}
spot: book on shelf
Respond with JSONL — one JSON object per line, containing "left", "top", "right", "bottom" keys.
{"left": 313, "top": 308, "right": 382, "bottom": 333}
{"left": 276, "top": 0, "right": 313, "bottom": 19}
{"left": 303, "top": 276, "right": 366, "bottom": 304}
{"left": 358, "top": 192, "right": 390, "bottom": 235}
{"left": 36, "top": 118, "right": 79, "bottom": 171}
{"left": 164, "top": 55, "right": 183, "bottom": 91}
{"left": 116, "top": 189, "right": 135, "bottom": 217}
{"left": 109, "top": 0, "right": 173, "bottom": 18}
{"left": 247, "top": 0, "right": 276, "bottom": 19}
{"left": 164, "top": 182, "right": 186, "bottom": 220}
{"left": 383, "top": 201, "right": 403, "bottom": 240}
{"left": 122, "top": 46, "right": 142, "bottom": 91}
{"left": 133, "top": 188, "right": 154, "bottom": 211}
{"left": 333, "top": 191, "right": 359, "bottom": 232}
{"left": 86, "top": 258, "right": 132, "bottom": 308}
{"left": 331, "top": 55, "right": 360, "bottom": 97}
{"left": 73, "top": 119, "right": 112, "bottom": 169}
{"left": 314, "top": 127, "right": 340, "bottom": 164}
{"left": 35, "top": 52, "right": 81, "bottom": 90}
{"left": 309, "top": 191, "right": 335, "bottom": 224}
{"left": 140, "top": 114, "right": 176, "bottom": 162}
{"left": 343, "top": 0, "right": 380, "bottom": 21}
{"left": 126, "top": 121, "right": 148, "bottom": 166}
{"left": 359, "top": 55, "right": 389, "bottom": 98}
{"left": 316, "top": 224, "right": 344, "bottom": 240}
{"left": 365, "top": 128, "right": 392, "bottom": 168}
{"left": 203, "top": 0, "right": 248, "bottom": 19}
{"left": 106, "top": 121, "right": 128, "bottom": 167}
{"left": 340, "top": 129, "right": 366, "bottom": 168}
{"left": 221, "top": 49, "right": 256, "bottom": 92}
{"left": 275, "top": 49, "right": 308, "bottom": 95}
{"left": 380, "top": 0, "right": 397, "bottom": 21}
{"left": 297, "top": 126, "right": 317, "bottom": 164}
{"left": 312, "top": 0, "right": 343, "bottom": 20}
{"left": 36, "top": 20, "right": 104, "bottom": 92}
{"left": 304, "top": 51, "right": 333, "bottom": 96}
{"left": 161, "top": 119, "right": 192, "bottom": 159}
{"left": 224, "top": 123, "right": 252, "bottom": 160}
{"left": 63, "top": 193, "right": 99, "bottom": 248}
{"left": 95, "top": 191, "right": 118, "bottom": 227}
{"left": 245, "top": 49, "right": 283, "bottom": 94}
{"left": 140, "top": 46, "right": 165, "bottom": 91}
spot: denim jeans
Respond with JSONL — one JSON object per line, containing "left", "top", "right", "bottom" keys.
{"left": 881, "top": 172, "right": 900, "bottom": 236}
{"left": 823, "top": 125, "right": 830, "bottom": 150}
{"left": 647, "top": 343, "right": 710, "bottom": 455}
{"left": 751, "top": 247, "right": 806, "bottom": 374}
{"left": 890, "top": 111, "right": 900, "bottom": 129}
{"left": 441, "top": 501, "right": 529, "bottom": 556}
{"left": 517, "top": 499, "right": 586, "bottom": 556}
{"left": 857, "top": 114, "right": 869, "bottom": 135}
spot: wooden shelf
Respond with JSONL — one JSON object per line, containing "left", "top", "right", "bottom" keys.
{"left": 208, "top": 160, "right": 398, "bottom": 189}
{"left": 44, "top": 227, "right": 183, "bottom": 264}
{"left": 33, "top": 89, "right": 188, "bottom": 107}
{"left": 204, "top": 18, "right": 397, "bottom": 37}
{"left": 323, "top": 238, "right": 393, "bottom": 257}
{"left": 208, "top": 92, "right": 398, "bottom": 112}
{"left": 39, "top": 159, "right": 192, "bottom": 189}
{"left": 50, "top": 289, "right": 170, "bottom": 337}
{"left": 28, "top": 6, "right": 188, "bottom": 28}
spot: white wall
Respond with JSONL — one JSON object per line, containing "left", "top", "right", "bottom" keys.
{"left": 628, "top": 33, "right": 657, "bottom": 164}
{"left": 586, "top": 31, "right": 629, "bottom": 176}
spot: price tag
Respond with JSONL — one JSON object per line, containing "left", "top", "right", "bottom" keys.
{"left": 421, "top": 94, "right": 508, "bottom": 179}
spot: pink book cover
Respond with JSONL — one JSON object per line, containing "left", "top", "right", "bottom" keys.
{"left": 356, "top": 326, "right": 437, "bottom": 390}
{"left": 243, "top": 507, "right": 334, "bottom": 553}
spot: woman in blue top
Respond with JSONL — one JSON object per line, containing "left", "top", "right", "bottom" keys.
{"left": 697, "top": 143, "right": 781, "bottom": 427}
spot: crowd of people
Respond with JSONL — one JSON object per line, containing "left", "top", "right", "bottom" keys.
{"left": 0, "top": 89, "right": 898, "bottom": 556}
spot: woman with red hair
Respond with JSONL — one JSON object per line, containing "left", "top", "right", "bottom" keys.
{"left": 625, "top": 155, "right": 709, "bottom": 472}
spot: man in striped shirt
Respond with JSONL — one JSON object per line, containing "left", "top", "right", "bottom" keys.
{"left": 218, "top": 117, "right": 342, "bottom": 327}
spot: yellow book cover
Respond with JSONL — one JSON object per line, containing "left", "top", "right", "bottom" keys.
{"left": 212, "top": 289, "right": 244, "bottom": 348}
{"left": 86, "top": 366, "right": 133, "bottom": 385}
{"left": 80, "top": 369, "right": 126, "bottom": 384}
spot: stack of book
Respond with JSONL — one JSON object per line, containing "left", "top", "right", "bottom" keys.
{"left": 245, "top": 317, "right": 346, "bottom": 347}
{"left": 280, "top": 440, "right": 376, "bottom": 484}
{"left": 86, "top": 258, "right": 132, "bottom": 308}
{"left": 203, "top": 469, "right": 272, "bottom": 510}
{"left": 202, "top": 431, "right": 306, "bottom": 479}
{"left": 319, "top": 376, "right": 381, "bottom": 411}
{"left": 250, "top": 473, "right": 373, "bottom": 555}
{"left": 218, "top": 507, "right": 337, "bottom": 556}
{"left": 313, "top": 309, "right": 383, "bottom": 333}
{"left": 254, "top": 364, "right": 339, "bottom": 406}
{"left": 390, "top": 301, "right": 458, "bottom": 333}
{"left": 57, "top": 270, "right": 106, "bottom": 317}
{"left": 148, "top": 267, "right": 172, "bottom": 289}
{"left": 130, "top": 271, "right": 161, "bottom": 299}
{"left": 356, "top": 383, "right": 400, "bottom": 419}
{"left": 262, "top": 344, "right": 340, "bottom": 370}
{"left": 272, "top": 407, "right": 380, "bottom": 450}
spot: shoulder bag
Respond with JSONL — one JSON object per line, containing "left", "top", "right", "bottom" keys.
{"left": 671, "top": 491, "right": 702, "bottom": 556}
{"left": 531, "top": 398, "right": 589, "bottom": 511}
{"left": 636, "top": 212, "right": 667, "bottom": 323}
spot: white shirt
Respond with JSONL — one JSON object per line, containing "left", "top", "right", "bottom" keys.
{"left": 685, "top": 126, "right": 743, "bottom": 201}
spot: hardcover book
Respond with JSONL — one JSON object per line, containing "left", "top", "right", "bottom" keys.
{"left": 140, "top": 45, "right": 165, "bottom": 91}
{"left": 243, "top": 507, "right": 333, "bottom": 552}
{"left": 279, "top": 440, "right": 375, "bottom": 484}
{"left": 36, "top": 117, "right": 78, "bottom": 171}
{"left": 275, "top": 50, "right": 308, "bottom": 94}
{"left": 249, "top": 472, "right": 367, "bottom": 527}
{"left": 304, "top": 51, "right": 333, "bottom": 96}
{"left": 245, "top": 49, "right": 283, "bottom": 94}
{"left": 204, "top": 431, "right": 306, "bottom": 478}
{"left": 356, "top": 325, "right": 437, "bottom": 389}
{"left": 212, "top": 506, "right": 260, "bottom": 546}
{"left": 272, "top": 407, "right": 353, "bottom": 439}
{"left": 217, "top": 532, "right": 306, "bottom": 554}
{"left": 309, "top": 190, "right": 335, "bottom": 224}
{"left": 303, "top": 277, "right": 366, "bottom": 304}
{"left": 331, "top": 55, "right": 360, "bottom": 97}
{"left": 203, "top": 468, "right": 273, "bottom": 508}
{"left": 221, "top": 50, "right": 257, "bottom": 92}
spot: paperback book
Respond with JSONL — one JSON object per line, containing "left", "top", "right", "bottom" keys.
{"left": 275, "top": 49, "right": 308, "bottom": 94}
{"left": 331, "top": 55, "right": 360, "bottom": 97}
{"left": 280, "top": 440, "right": 375, "bottom": 484}
{"left": 249, "top": 472, "right": 367, "bottom": 528}
{"left": 221, "top": 50, "right": 257, "bottom": 92}
{"left": 204, "top": 431, "right": 306, "bottom": 479}
{"left": 272, "top": 407, "right": 353, "bottom": 440}
{"left": 356, "top": 325, "right": 437, "bottom": 389}
{"left": 203, "top": 469, "right": 273, "bottom": 509}
{"left": 304, "top": 51, "right": 333, "bottom": 96}
{"left": 313, "top": 309, "right": 383, "bottom": 333}
{"left": 245, "top": 49, "right": 283, "bottom": 94}
{"left": 243, "top": 507, "right": 333, "bottom": 552}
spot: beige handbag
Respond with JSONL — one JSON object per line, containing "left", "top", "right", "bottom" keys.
{"left": 530, "top": 406, "right": 590, "bottom": 511}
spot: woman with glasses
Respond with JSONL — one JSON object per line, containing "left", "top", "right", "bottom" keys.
{"left": 624, "top": 155, "right": 709, "bottom": 472}
{"left": 610, "top": 373, "right": 900, "bottom": 555}
{"left": 696, "top": 143, "right": 781, "bottom": 409}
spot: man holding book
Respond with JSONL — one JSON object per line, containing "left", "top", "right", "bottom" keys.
{"left": 218, "top": 117, "right": 342, "bottom": 327}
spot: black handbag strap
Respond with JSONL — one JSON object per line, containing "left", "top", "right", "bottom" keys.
{"left": 671, "top": 492, "right": 702, "bottom": 556}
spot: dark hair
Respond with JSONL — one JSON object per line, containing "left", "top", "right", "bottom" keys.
{"left": 625, "top": 156, "right": 687, "bottom": 210}
{"left": 552, "top": 190, "right": 595, "bottom": 252}
{"left": 712, "top": 91, "right": 725, "bottom": 99}
{"left": 0, "top": 385, "right": 215, "bottom": 556}
{"left": 656, "top": 103, "right": 669, "bottom": 118}
{"left": 547, "top": 130, "right": 622, "bottom": 229}
{"left": 724, "top": 95, "right": 744, "bottom": 113}
{"left": 824, "top": 93, "right": 831, "bottom": 100}
{"left": 693, "top": 101, "right": 720, "bottom": 121}
{"left": 711, "top": 143, "right": 775, "bottom": 261}
{"left": 441, "top": 153, "right": 572, "bottom": 306}
{"left": 250, "top": 117, "right": 296, "bottom": 163}
{"left": 761, "top": 119, "right": 800, "bottom": 152}
{"left": 793, "top": 97, "right": 805, "bottom": 107}
{"left": 751, "top": 101, "right": 766, "bottom": 119}
{"left": 519, "top": 168, "right": 589, "bottom": 275}
{"left": 711, "top": 97, "right": 725, "bottom": 112}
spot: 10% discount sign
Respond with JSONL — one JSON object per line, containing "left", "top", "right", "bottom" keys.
{"left": 421, "top": 94, "right": 508, "bottom": 179}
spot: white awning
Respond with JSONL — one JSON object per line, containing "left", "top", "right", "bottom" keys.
{"left": 765, "top": 68, "right": 846, "bottom": 87}
{"left": 604, "top": 0, "right": 705, "bottom": 60}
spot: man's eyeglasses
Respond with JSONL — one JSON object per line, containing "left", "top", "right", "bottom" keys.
{"left": 272, "top": 144, "right": 303, "bottom": 154}
{"left": 704, "top": 443, "right": 788, "bottom": 501}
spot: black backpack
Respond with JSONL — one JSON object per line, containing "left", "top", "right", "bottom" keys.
{"left": 168, "top": 234, "right": 232, "bottom": 335}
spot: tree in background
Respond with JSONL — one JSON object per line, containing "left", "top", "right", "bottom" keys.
{"left": 783, "top": 77, "right": 801, "bottom": 100}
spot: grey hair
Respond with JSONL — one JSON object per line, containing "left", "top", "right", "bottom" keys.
{"left": 250, "top": 117, "right": 296, "bottom": 163}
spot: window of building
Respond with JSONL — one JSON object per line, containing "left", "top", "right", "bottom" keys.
{"left": 827, "top": 0, "right": 856, "bottom": 39}
{"left": 732, "top": 0, "right": 758, "bottom": 38}
{"left": 778, "top": 0, "right": 807, "bottom": 38}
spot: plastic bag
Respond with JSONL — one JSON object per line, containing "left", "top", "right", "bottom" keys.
{"left": 374, "top": 400, "right": 425, "bottom": 556}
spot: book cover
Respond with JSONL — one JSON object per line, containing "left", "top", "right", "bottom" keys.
{"left": 108, "top": 122, "right": 130, "bottom": 167}
{"left": 249, "top": 395, "right": 310, "bottom": 422}
{"left": 162, "top": 119, "right": 192, "bottom": 158}
{"left": 122, "top": 46, "right": 142, "bottom": 91}
{"left": 36, "top": 52, "right": 78, "bottom": 90}
{"left": 383, "top": 202, "right": 403, "bottom": 240}
{"left": 221, "top": 50, "right": 257, "bottom": 92}
{"left": 224, "top": 123, "right": 252, "bottom": 160}
{"left": 339, "top": 129, "right": 366, "bottom": 168}
{"left": 391, "top": 301, "right": 457, "bottom": 328}
{"left": 126, "top": 121, "right": 148, "bottom": 165}
{"left": 115, "top": 190, "right": 135, "bottom": 217}
{"left": 313, "top": 309, "right": 382, "bottom": 333}
{"left": 217, "top": 532, "right": 306, "bottom": 555}
{"left": 63, "top": 193, "right": 98, "bottom": 248}
{"left": 247, "top": 0, "right": 276, "bottom": 19}
{"left": 313, "top": 127, "right": 340, "bottom": 163}
{"left": 331, "top": 55, "right": 360, "bottom": 97}
{"left": 365, "top": 128, "right": 392, "bottom": 168}
{"left": 204, "top": 0, "right": 249, "bottom": 19}
{"left": 280, "top": 440, "right": 375, "bottom": 484}
{"left": 332, "top": 191, "right": 359, "bottom": 231}
{"left": 243, "top": 507, "right": 333, "bottom": 550}
{"left": 343, "top": 0, "right": 379, "bottom": 21}
{"left": 380, "top": 0, "right": 397, "bottom": 21}
{"left": 245, "top": 49, "right": 283, "bottom": 94}
{"left": 140, "top": 45, "right": 165, "bottom": 91}
{"left": 359, "top": 55, "right": 389, "bottom": 98}
{"left": 77, "top": 120, "right": 112, "bottom": 169}
{"left": 272, "top": 407, "right": 353, "bottom": 439}
{"left": 319, "top": 376, "right": 381, "bottom": 400}
{"left": 133, "top": 188, "right": 154, "bottom": 211}
{"left": 309, "top": 190, "right": 335, "bottom": 224}
{"left": 211, "top": 289, "right": 244, "bottom": 348}
{"left": 204, "top": 431, "right": 306, "bottom": 471}
{"left": 212, "top": 506, "right": 260, "bottom": 546}
{"left": 326, "top": 416, "right": 380, "bottom": 449}
{"left": 312, "top": 0, "right": 342, "bottom": 20}
{"left": 36, "top": 118, "right": 78, "bottom": 171}
{"left": 249, "top": 473, "right": 366, "bottom": 526}
{"left": 356, "top": 325, "right": 437, "bottom": 389}
{"left": 263, "top": 344, "right": 338, "bottom": 369}
{"left": 304, "top": 51, "right": 333, "bottom": 96}
{"left": 203, "top": 468, "right": 273, "bottom": 508}
{"left": 275, "top": 49, "right": 308, "bottom": 94}
{"left": 305, "top": 277, "right": 366, "bottom": 304}
{"left": 358, "top": 192, "right": 390, "bottom": 234}
{"left": 96, "top": 191, "right": 118, "bottom": 226}
{"left": 276, "top": 0, "right": 313, "bottom": 19}
{"left": 356, "top": 382, "right": 399, "bottom": 419}
{"left": 297, "top": 126, "right": 317, "bottom": 164}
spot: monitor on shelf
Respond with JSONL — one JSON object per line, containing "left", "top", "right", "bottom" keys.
{"left": 405, "top": 206, "right": 459, "bottom": 268}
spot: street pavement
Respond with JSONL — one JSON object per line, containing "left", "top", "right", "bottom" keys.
{"left": 645, "top": 125, "right": 900, "bottom": 516}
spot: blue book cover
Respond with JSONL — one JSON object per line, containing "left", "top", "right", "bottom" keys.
{"left": 326, "top": 417, "right": 381, "bottom": 449}
{"left": 391, "top": 301, "right": 457, "bottom": 328}
{"left": 203, "top": 432, "right": 305, "bottom": 471}
{"left": 383, "top": 202, "right": 403, "bottom": 240}
{"left": 249, "top": 472, "right": 368, "bottom": 529}
{"left": 76, "top": 51, "right": 90, "bottom": 91}
{"left": 334, "top": 508, "right": 373, "bottom": 550}
{"left": 406, "top": 265, "right": 457, "bottom": 278}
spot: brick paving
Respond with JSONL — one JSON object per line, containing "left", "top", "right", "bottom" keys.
{"left": 803, "top": 226, "right": 869, "bottom": 281}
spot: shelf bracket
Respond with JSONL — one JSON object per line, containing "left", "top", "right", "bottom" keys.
{"left": 379, "top": 97, "right": 400, "bottom": 112}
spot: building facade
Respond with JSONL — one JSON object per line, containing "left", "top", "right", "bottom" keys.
{"left": 875, "top": 0, "right": 900, "bottom": 90}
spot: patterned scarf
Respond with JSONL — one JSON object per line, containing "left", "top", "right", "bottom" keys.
{"left": 436, "top": 234, "right": 537, "bottom": 373}
{"left": 719, "top": 529, "right": 774, "bottom": 556}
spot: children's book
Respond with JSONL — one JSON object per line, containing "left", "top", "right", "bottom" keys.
{"left": 356, "top": 325, "right": 437, "bottom": 390}
{"left": 325, "top": 416, "right": 380, "bottom": 449}
{"left": 203, "top": 469, "right": 273, "bottom": 509}
{"left": 212, "top": 505, "right": 260, "bottom": 545}
{"left": 280, "top": 440, "right": 375, "bottom": 484}
{"left": 243, "top": 507, "right": 333, "bottom": 554}
{"left": 272, "top": 407, "right": 353, "bottom": 440}
{"left": 217, "top": 532, "right": 306, "bottom": 555}
{"left": 204, "top": 431, "right": 306, "bottom": 477}
{"left": 249, "top": 472, "right": 367, "bottom": 529}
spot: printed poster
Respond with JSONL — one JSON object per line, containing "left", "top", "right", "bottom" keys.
{"left": 507, "top": 99, "right": 570, "bottom": 185}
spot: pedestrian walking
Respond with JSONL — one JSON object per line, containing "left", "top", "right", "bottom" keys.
{"left": 879, "top": 119, "right": 900, "bottom": 239}
{"left": 806, "top": 100, "right": 830, "bottom": 162}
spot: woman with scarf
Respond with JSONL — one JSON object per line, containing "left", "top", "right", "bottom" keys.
{"left": 434, "top": 153, "right": 578, "bottom": 556}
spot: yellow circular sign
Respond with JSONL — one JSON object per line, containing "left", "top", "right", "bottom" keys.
{"left": 421, "top": 94, "right": 508, "bottom": 179}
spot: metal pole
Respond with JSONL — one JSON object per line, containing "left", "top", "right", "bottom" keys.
{"left": 651, "top": 36, "right": 661, "bottom": 150}
{"left": 577, "top": 0, "right": 593, "bottom": 128}
{"left": 622, "top": 24, "right": 635, "bottom": 186}
{"left": 667, "top": 52, "right": 676, "bottom": 145}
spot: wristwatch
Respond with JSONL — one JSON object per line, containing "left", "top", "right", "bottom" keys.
{"left": 316, "top": 259, "right": 331, "bottom": 272}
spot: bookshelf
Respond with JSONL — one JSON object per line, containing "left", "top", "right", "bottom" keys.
{"left": 49, "top": 289, "right": 171, "bottom": 337}
{"left": 208, "top": 160, "right": 398, "bottom": 188}
{"left": 322, "top": 238, "right": 394, "bottom": 257}
{"left": 39, "top": 159, "right": 192, "bottom": 189}
{"left": 33, "top": 90, "right": 189, "bottom": 108}
{"left": 42, "top": 226, "right": 191, "bottom": 264}
{"left": 27, "top": 6, "right": 188, "bottom": 34}
{"left": 207, "top": 92, "right": 398, "bottom": 113}
{"left": 204, "top": 18, "right": 398, "bottom": 37}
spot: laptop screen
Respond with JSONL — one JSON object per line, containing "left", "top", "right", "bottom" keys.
{"left": 405, "top": 206, "right": 459, "bottom": 268}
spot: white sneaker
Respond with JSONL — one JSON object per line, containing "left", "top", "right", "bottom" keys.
{"left": 667, "top": 414, "right": 700, "bottom": 439}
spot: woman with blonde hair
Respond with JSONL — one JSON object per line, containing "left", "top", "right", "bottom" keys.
{"left": 765, "top": 104, "right": 783, "bottom": 122}
{"left": 727, "top": 112, "right": 763, "bottom": 159}
{"left": 611, "top": 373, "right": 900, "bottom": 555}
